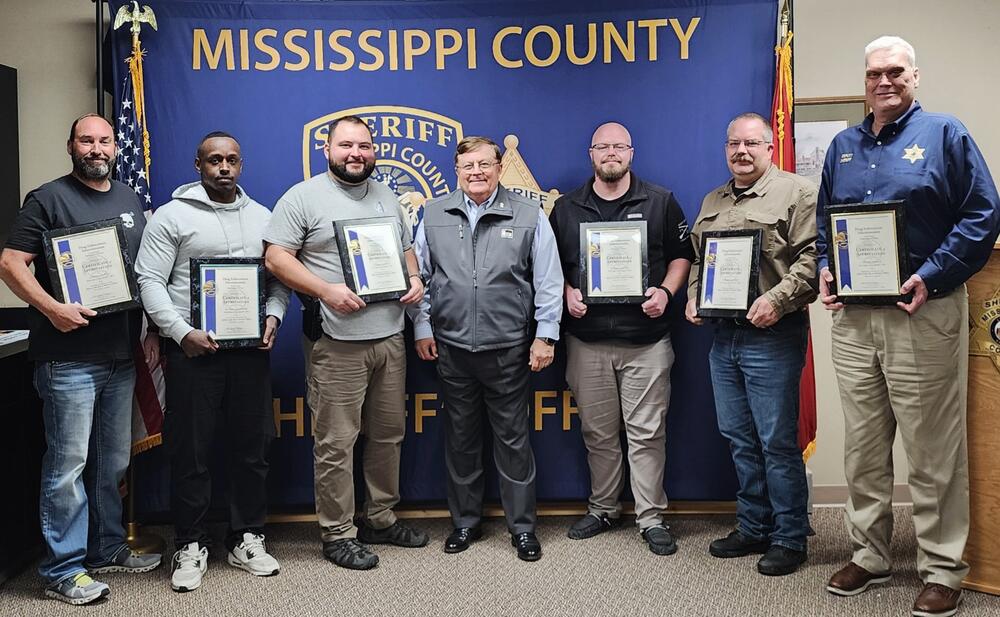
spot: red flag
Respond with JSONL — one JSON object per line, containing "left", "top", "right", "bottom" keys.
{"left": 131, "top": 334, "right": 165, "bottom": 455}
{"left": 770, "top": 32, "right": 817, "bottom": 462}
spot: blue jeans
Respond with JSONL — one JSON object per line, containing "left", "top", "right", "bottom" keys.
{"left": 33, "top": 359, "right": 135, "bottom": 583}
{"left": 709, "top": 320, "right": 808, "bottom": 551}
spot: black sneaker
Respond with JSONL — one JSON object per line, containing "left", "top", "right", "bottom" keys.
{"left": 709, "top": 530, "right": 770, "bottom": 558}
{"left": 567, "top": 513, "right": 620, "bottom": 540}
{"left": 357, "top": 521, "right": 429, "bottom": 548}
{"left": 757, "top": 545, "right": 807, "bottom": 576}
{"left": 640, "top": 525, "right": 677, "bottom": 556}
{"left": 322, "top": 539, "right": 379, "bottom": 570}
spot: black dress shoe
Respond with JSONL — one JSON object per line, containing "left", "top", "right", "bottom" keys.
{"left": 709, "top": 529, "right": 770, "bottom": 558}
{"left": 443, "top": 527, "right": 482, "bottom": 554}
{"left": 757, "top": 545, "right": 807, "bottom": 576}
{"left": 511, "top": 532, "right": 542, "bottom": 562}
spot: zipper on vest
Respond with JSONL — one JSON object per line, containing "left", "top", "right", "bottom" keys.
{"left": 471, "top": 224, "right": 478, "bottom": 350}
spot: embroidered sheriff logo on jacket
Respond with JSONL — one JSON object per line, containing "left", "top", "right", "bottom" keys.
{"left": 902, "top": 143, "right": 926, "bottom": 164}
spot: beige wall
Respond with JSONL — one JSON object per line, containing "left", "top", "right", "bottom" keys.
{"left": 2, "top": 0, "right": 995, "bottom": 492}
{"left": 795, "top": 0, "right": 1000, "bottom": 491}
{"left": 0, "top": 0, "right": 103, "bottom": 202}
{"left": 795, "top": 0, "right": 1000, "bottom": 172}
{"left": 0, "top": 0, "right": 104, "bottom": 307}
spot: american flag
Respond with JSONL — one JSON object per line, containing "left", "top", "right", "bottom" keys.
{"left": 114, "top": 69, "right": 164, "bottom": 454}
{"left": 113, "top": 74, "right": 151, "bottom": 207}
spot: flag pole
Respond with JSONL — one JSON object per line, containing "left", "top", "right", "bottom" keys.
{"left": 95, "top": 0, "right": 105, "bottom": 116}
{"left": 780, "top": 0, "right": 789, "bottom": 46}
{"left": 110, "top": 0, "right": 164, "bottom": 555}
{"left": 126, "top": 462, "right": 164, "bottom": 554}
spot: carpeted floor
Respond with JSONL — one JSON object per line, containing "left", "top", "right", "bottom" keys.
{"left": 1, "top": 506, "right": 998, "bottom": 617}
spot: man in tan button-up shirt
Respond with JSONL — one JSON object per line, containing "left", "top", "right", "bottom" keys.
{"left": 685, "top": 112, "right": 818, "bottom": 577}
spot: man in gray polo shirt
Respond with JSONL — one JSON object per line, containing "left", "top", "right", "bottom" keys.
{"left": 264, "top": 115, "right": 427, "bottom": 570}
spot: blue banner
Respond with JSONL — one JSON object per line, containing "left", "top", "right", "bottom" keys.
{"left": 111, "top": 0, "right": 778, "bottom": 511}
{"left": 57, "top": 239, "right": 82, "bottom": 304}
{"left": 704, "top": 240, "right": 718, "bottom": 304}
{"left": 202, "top": 268, "right": 217, "bottom": 333}
{"left": 589, "top": 232, "right": 602, "bottom": 292}
{"left": 834, "top": 218, "right": 853, "bottom": 291}
{"left": 347, "top": 229, "right": 370, "bottom": 291}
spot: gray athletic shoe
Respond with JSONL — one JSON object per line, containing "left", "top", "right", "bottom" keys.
{"left": 88, "top": 546, "right": 162, "bottom": 574}
{"left": 45, "top": 572, "right": 110, "bottom": 605}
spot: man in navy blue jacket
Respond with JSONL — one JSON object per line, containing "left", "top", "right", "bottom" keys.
{"left": 816, "top": 36, "right": 1000, "bottom": 617}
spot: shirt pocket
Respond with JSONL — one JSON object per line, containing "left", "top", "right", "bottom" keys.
{"left": 744, "top": 208, "right": 784, "bottom": 255}
{"left": 693, "top": 211, "right": 721, "bottom": 255}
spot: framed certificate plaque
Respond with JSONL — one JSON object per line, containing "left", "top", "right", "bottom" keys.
{"left": 190, "top": 257, "right": 266, "bottom": 349}
{"left": 696, "top": 229, "right": 763, "bottom": 319}
{"left": 42, "top": 218, "right": 141, "bottom": 315}
{"left": 826, "top": 200, "right": 911, "bottom": 305}
{"left": 333, "top": 217, "right": 409, "bottom": 303}
{"left": 579, "top": 221, "right": 649, "bottom": 304}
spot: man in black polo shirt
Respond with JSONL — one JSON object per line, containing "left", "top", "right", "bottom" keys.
{"left": 0, "top": 114, "right": 161, "bottom": 605}
{"left": 548, "top": 122, "right": 693, "bottom": 555}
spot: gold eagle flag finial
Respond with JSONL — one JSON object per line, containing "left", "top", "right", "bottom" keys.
{"left": 112, "top": 1, "right": 157, "bottom": 186}
{"left": 113, "top": 1, "right": 157, "bottom": 49}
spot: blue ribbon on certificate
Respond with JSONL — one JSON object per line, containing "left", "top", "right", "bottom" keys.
{"left": 348, "top": 230, "right": 369, "bottom": 291}
{"left": 203, "top": 268, "right": 217, "bottom": 333}
{"left": 704, "top": 240, "right": 718, "bottom": 303}
{"left": 834, "top": 219, "right": 852, "bottom": 291}
{"left": 589, "top": 232, "right": 601, "bottom": 292}
{"left": 57, "top": 239, "right": 82, "bottom": 304}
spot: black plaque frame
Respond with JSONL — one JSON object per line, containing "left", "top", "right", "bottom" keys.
{"left": 696, "top": 229, "right": 763, "bottom": 319}
{"left": 41, "top": 218, "right": 140, "bottom": 315}
{"left": 189, "top": 257, "right": 266, "bottom": 350}
{"left": 579, "top": 221, "right": 649, "bottom": 304}
{"left": 825, "top": 200, "right": 912, "bottom": 305}
{"left": 333, "top": 217, "right": 409, "bottom": 303}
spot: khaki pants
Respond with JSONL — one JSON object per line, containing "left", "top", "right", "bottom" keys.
{"left": 565, "top": 334, "right": 674, "bottom": 529}
{"left": 831, "top": 287, "right": 969, "bottom": 588}
{"left": 306, "top": 334, "right": 406, "bottom": 542}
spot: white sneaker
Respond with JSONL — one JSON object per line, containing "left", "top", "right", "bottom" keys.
{"left": 171, "top": 542, "right": 208, "bottom": 592}
{"left": 228, "top": 532, "right": 280, "bottom": 576}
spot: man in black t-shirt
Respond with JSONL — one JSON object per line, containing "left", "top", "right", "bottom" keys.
{"left": 548, "top": 122, "right": 693, "bottom": 556}
{"left": 0, "top": 114, "right": 161, "bottom": 605}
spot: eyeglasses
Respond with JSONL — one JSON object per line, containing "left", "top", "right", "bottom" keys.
{"left": 458, "top": 161, "right": 498, "bottom": 172}
{"left": 590, "top": 143, "right": 633, "bottom": 152}
{"left": 725, "top": 139, "right": 769, "bottom": 150}
{"left": 865, "top": 67, "right": 907, "bottom": 82}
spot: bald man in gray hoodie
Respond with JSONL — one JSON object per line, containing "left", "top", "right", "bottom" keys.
{"left": 135, "top": 132, "right": 289, "bottom": 593}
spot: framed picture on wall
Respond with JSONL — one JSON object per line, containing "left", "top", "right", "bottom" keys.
{"left": 794, "top": 96, "right": 868, "bottom": 186}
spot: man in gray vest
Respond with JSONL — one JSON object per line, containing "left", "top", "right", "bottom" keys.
{"left": 412, "top": 136, "right": 563, "bottom": 561}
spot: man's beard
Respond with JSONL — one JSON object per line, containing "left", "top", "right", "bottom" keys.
{"left": 329, "top": 158, "right": 375, "bottom": 184}
{"left": 73, "top": 153, "right": 111, "bottom": 180}
{"left": 593, "top": 159, "right": 629, "bottom": 183}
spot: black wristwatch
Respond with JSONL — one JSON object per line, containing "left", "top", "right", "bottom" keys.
{"left": 536, "top": 337, "right": 556, "bottom": 346}
{"left": 657, "top": 286, "right": 674, "bottom": 303}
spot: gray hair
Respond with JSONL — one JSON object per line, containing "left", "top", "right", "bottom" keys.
{"left": 726, "top": 112, "right": 773, "bottom": 143}
{"left": 865, "top": 36, "right": 916, "bottom": 67}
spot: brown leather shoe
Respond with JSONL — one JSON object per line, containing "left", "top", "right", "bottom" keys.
{"left": 912, "top": 583, "right": 962, "bottom": 617}
{"left": 826, "top": 562, "right": 891, "bottom": 596}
